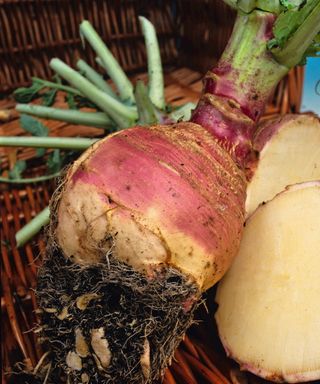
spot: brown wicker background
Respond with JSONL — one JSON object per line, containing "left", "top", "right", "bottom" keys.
{"left": 0, "top": 1, "right": 306, "bottom": 383}
{"left": 0, "top": 0, "right": 179, "bottom": 93}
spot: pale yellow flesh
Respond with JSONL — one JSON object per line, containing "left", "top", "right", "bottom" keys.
{"left": 246, "top": 117, "right": 320, "bottom": 217}
{"left": 216, "top": 183, "right": 320, "bottom": 383}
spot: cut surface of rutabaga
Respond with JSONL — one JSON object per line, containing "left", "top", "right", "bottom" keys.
{"left": 216, "top": 181, "right": 320, "bottom": 383}
{"left": 246, "top": 114, "right": 320, "bottom": 217}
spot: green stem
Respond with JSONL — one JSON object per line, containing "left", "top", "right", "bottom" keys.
{"left": 134, "top": 80, "right": 158, "bottom": 125}
{"left": 76, "top": 59, "right": 118, "bottom": 99}
{"left": 32, "top": 77, "right": 82, "bottom": 96}
{"left": 271, "top": 1, "right": 320, "bottom": 67}
{"left": 50, "top": 58, "right": 137, "bottom": 128}
{"left": 80, "top": 20, "right": 135, "bottom": 104}
{"left": 16, "top": 207, "right": 50, "bottom": 247}
{"left": 223, "top": 0, "right": 281, "bottom": 13}
{"left": 0, "top": 173, "right": 60, "bottom": 185}
{"left": 95, "top": 57, "right": 105, "bottom": 70}
{"left": 169, "top": 102, "right": 196, "bottom": 122}
{"left": 16, "top": 104, "right": 114, "bottom": 130}
{"left": 0, "top": 136, "right": 97, "bottom": 149}
{"left": 139, "top": 16, "right": 166, "bottom": 110}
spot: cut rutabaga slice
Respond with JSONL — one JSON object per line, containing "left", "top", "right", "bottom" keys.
{"left": 246, "top": 114, "right": 320, "bottom": 217}
{"left": 215, "top": 181, "right": 320, "bottom": 383}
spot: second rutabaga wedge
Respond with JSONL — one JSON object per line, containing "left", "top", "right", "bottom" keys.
{"left": 246, "top": 114, "right": 320, "bottom": 216}
{"left": 216, "top": 181, "right": 320, "bottom": 383}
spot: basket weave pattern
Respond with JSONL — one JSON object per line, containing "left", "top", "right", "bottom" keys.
{"left": 0, "top": 0, "right": 179, "bottom": 93}
{"left": 1, "top": 1, "right": 305, "bottom": 383}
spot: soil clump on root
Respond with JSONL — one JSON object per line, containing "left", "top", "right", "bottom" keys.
{"left": 35, "top": 248, "right": 201, "bottom": 383}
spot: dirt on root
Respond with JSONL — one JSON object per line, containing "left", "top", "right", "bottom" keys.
{"left": 34, "top": 248, "right": 202, "bottom": 384}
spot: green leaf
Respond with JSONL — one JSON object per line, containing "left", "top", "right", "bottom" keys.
{"left": 20, "top": 115, "right": 49, "bottom": 137}
{"left": 35, "top": 148, "right": 45, "bottom": 157}
{"left": 20, "top": 114, "right": 49, "bottom": 157}
{"left": 66, "top": 93, "right": 77, "bottom": 110}
{"left": 65, "top": 92, "right": 99, "bottom": 110}
{"left": 222, "top": 0, "right": 289, "bottom": 13}
{"left": 279, "top": 0, "right": 305, "bottom": 9}
{"left": 42, "top": 88, "right": 58, "bottom": 106}
{"left": 302, "top": 33, "right": 320, "bottom": 58}
{"left": 74, "top": 95, "right": 98, "bottom": 109}
{"left": 13, "top": 81, "right": 44, "bottom": 103}
{"left": 268, "top": 0, "right": 319, "bottom": 50}
{"left": 268, "top": 0, "right": 320, "bottom": 66}
{"left": 47, "top": 149, "right": 64, "bottom": 174}
{"left": 9, "top": 160, "right": 27, "bottom": 180}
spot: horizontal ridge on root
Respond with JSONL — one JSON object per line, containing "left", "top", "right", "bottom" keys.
{"left": 36, "top": 249, "right": 202, "bottom": 383}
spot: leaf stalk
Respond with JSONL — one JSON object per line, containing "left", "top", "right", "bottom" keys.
{"left": 0, "top": 136, "right": 97, "bottom": 150}
{"left": 16, "top": 104, "right": 114, "bottom": 130}
{"left": 16, "top": 207, "right": 50, "bottom": 247}
{"left": 50, "top": 58, "right": 137, "bottom": 128}
{"left": 139, "top": 16, "right": 166, "bottom": 110}
{"left": 79, "top": 21, "right": 135, "bottom": 104}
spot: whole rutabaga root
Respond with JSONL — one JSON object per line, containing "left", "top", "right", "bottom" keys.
{"left": 38, "top": 122, "right": 246, "bottom": 384}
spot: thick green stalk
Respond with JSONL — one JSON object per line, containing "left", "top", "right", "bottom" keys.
{"left": 80, "top": 21, "right": 134, "bottom": 104}
{"left": 50, "top": 59, "right": 137, "bottom": 128}
{"left": 0, "top": 136, "right": 97, "bottom": 150}
{"left": 16, "top": 207, "right": 50, "bottom": 247}
{"left": 32, "top": 77, "right": 82, "bottom": 95}
{"left": 139, "top": 16, "right": 166, "bottom": 110}
{"left": 191, "top": 10, "right": 288, "bottom": 165}
{"left": 76, "top": 59, "right": 118, "bottom": 98}
{"left": 16, "top": 104, "right": 114, "bottom": 130}
{"left": 205, "top": 11, "right": 288, "bottom": 121}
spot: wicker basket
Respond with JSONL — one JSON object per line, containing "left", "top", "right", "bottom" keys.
{"left": 0, "top": 1, "right": 305, "bottom": 383}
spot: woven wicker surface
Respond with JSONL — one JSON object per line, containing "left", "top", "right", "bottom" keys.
{"left": 1, "top": 0, "right": 179, "bottom": 93}
{"left": 0, "top": 1, "right": 307, "bottom": 382}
